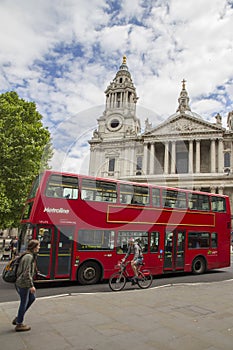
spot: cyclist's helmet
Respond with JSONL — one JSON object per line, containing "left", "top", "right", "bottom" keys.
{"left": 128, "top": 237, "right": 135, "bottom": 243}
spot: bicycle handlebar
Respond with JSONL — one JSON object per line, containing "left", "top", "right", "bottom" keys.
{"left": 115, "top": 260, "right": 130, "bottom": 269}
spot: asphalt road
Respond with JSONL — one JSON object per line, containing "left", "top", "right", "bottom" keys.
{"left": 0, "top": 259, "right": 232, "bottom": 303}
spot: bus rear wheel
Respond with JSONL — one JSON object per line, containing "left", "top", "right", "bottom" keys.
{"left": 77, "top": 261, "right": 101, "bottom": 285}
{"left": 192, "top": 257, "right": 206, "bottom": 275}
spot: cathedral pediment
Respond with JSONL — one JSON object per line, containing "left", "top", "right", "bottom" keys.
{"left": 144, "top": 112, "right": 224, "bottom": 137}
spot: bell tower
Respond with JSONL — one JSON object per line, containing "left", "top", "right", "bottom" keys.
{"left": 176, "top": 79, "right": 191, "bottom": 113}
{"left": 92, "top": 56, "right": 141, "bottom": 140}
{"left": 89, "top": 56, "right": 142, "bottom": 178}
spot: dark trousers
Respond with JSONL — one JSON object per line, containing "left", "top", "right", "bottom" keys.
{"left": 15, "top": 286, "right": 36, "bottom": 324}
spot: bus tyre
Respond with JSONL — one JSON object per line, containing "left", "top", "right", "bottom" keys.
{"left": 192, "top": 257, "right": 206, "bottom": 275}
{"left": 77, "top": 261, "right": 101, "bottom": 285}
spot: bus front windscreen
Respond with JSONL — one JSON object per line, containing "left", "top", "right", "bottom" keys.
{"left": 28, "top": 174, "right": 41, "bottom": 199}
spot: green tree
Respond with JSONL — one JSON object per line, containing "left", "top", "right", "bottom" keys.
{"left": 0, "top": 91, "right": 53, "bottom": 227}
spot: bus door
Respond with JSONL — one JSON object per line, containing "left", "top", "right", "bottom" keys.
{"left": 54, "top": 226, "right": 74, "bottom": 278}
{"left": 36, "top": 226, "right": 53, "bottom": 279}
{"left": 36, "top": 225, "right": 74, "bottom": 280}
{"left": 163, "top": 230, "right": 185, "bottom": 272}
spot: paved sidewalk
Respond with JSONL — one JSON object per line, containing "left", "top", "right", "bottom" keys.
{"left": 1, "top": 280, "right": 233, "bottom": 350}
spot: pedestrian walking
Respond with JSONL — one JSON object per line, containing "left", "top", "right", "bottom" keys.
{"left": 12, "top": 239, "right": 40, "bottom": 332}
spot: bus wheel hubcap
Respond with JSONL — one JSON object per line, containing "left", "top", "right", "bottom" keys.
{"left": 84, "top": 267, "right": 95, "bottom": 280}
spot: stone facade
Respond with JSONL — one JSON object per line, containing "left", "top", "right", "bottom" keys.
{"left": 88, "top": 57, "right": 233, "bottom": 219}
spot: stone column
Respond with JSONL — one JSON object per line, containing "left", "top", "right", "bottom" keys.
{"left": 171, "top": 141, "right": 176, "bottom": 174}
{"left": 231, "top": 141, "right": 233, "bottom": 173}
{"left": 211, "top": 139, "right": 216, "bottom": 173}
{"left": 120, "top": 148, "right": 126, "bottom": 177}
{"left": 89, "top": 146, "right": 95, "bottom": 176}
{"left": 164, "top": 141, "right": 169, "bottom": 174}
{"left": 189, "top": 140, "right": 193, "bottom": 173}
{"left": 130, "top": 147, "right": 134, "bottom": 175}
{"left": 218, "top": 138, "right": 224, "bottom": 173}
{"left": 195, "top": 140, "right": 200, "bottom": 173}
{"left": 218, "top": 185, "right": 224, "bottom": 195}
{"left": 149, "top": 143, "right": 155, "bottom": 175}
{"left": 143, "top": 143, "right": 148, "bottom": 175}
{"left": 210, "top": 186, "right": 216, "bottom": 194}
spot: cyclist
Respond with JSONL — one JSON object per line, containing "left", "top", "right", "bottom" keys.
{"left": 122, "top": 237, "right": 143, "bottom": 283}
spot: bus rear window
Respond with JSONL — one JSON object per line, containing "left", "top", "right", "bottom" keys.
{"left": 45, "top": 174, "right": 78, "bottom": 199}
{"left": 211, "top": 196, "right": 226, "bottom": 212}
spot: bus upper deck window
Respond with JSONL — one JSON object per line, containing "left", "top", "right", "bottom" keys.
{"left": 188, "top": 193, "right": 210, "bottom": 211}
{"left": 211, "top": 196, "right": 226, "bottom": 212}
{"left": 45, "top": 174, "right": 78, "bottom": 199}
{"left": 81, "top": 179, "right": 117, "bottom": 203}
{"left": 120, "top": 184, "right": 149, "bottom": 206}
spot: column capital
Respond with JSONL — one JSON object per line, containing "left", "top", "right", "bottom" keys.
{"left": 210, "top": 186, "right": 216, "bottom": 193}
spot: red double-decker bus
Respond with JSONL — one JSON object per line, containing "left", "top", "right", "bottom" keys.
{"left": 18, "top": 170, "right": 231, "bottom": 284}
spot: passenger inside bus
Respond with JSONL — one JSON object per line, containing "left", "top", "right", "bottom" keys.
{"left": 54, "top": 187, "right": 63, "bottom": 198}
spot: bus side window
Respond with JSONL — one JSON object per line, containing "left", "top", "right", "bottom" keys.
{"left": 152, "top": 188, "right": 160, "bottom": 207}
{"left": 132, "top": 185, "right": 149, "bottom": 206}
{"left": 45, "top": 174, "right": 78, "bottom": 199}
{"left": 81, "top": 179, "right": 117, "bottom": 203}
{"left": 117, "top": 231, "right": 148, "bottom": 254}
{"left": 188, "top": 232, "right": 210, "bottom": 248}
{"left": 120, "top": 184, "right": 133, "bottom": 204}
{"left": 150, "top": 231, "right": 159, "bottom": 253}
{"left": 188, "top": 193, "right": 210, "bottom": 211}
{"left": 211, "top": 233, "right": 217, "bottom": 248}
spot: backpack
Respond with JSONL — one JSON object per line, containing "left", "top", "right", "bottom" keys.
{"left": 2, "top": 253, "right": 27, "bottom": 283}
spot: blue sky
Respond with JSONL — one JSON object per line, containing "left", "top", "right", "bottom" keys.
{"left": 1, "top": 0, "right": 233, "bottom": 174}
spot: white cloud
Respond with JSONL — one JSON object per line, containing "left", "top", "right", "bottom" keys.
{"left": 0, "top": 0, "right": 233, "bottom": 174}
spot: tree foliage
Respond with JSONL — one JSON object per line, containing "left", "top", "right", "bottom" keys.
{"left": 0, "top": 91, "right": 53, "bottom": 228}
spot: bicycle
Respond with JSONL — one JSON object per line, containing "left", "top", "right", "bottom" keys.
{"left": 109, "top": 260, "right": 153, "bottom": 291}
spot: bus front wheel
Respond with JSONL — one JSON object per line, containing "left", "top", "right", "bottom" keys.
{"left": 192, "top": 257, "right": 206, "bottom": 275}
{"left": 77, "top": 261, "right": 101, "bottom": 285}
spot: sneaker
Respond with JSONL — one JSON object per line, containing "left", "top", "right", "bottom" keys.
{"left": 15, "top": 324, "right": 31, "bottom": 332}
{"left": 12, "top": 317, "right": 17, "bottom": 325}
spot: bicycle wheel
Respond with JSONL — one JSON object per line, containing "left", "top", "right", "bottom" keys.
{"left": 109, "top": 272, "right": 126, "bottom": 291}
{"left": 137, "top": 270, "right": 153, "bottom": 289}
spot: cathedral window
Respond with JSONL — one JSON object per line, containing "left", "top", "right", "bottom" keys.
{"left": 109, "top": 158, "right": 115, "bottom": 172}
{"left": 110, "top": 119, "right": 120, "bottom": 128}
{"left": 136, "top": 156, "right": 142, "bottom": 175}
{"left": 117, "top": 92, "right": 121, "bottom": 107}
{"left": 136, "top": 156, "right": 142, "bottom": 171}
{"left": 224, "top": 152, "right": 230, "bottom": 168}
